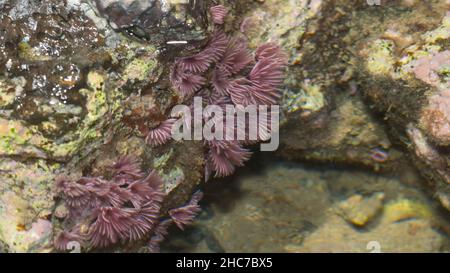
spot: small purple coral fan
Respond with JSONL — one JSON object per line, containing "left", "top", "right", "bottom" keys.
{"left": 169, "top": 191, "right": 203, "bottom": 230}
{"left": 145, "top": 118, "right": 177, "bottom": 147}
{"left": 55, "top": 156, "right": 203, "bottom": 251}
{"left": 210, "top": 5, "right": 228, "bottom": 25}
{"left": 148, "top": 191, "right": 203, "bottom": 253}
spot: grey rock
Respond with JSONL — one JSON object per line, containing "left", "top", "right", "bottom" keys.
{"left": 93, "top": 0, "right": 208, "bottom": 43}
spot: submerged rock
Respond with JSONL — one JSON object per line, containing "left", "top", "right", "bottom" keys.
{"left": 287, "top": 215, "right": 443, "bottom": 253}
{"left": 287, "top": 194, "right": 442, "bottom": 253}
{"left": 337, "top": 193, "right": 385, "bottom": 227}
{"left": 166, "top": 159, "right": 449, "bottom": 253}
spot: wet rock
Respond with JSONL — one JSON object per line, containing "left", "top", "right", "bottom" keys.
{"left": 0, "top": 0, "right": 111, "bottom": 156}
{"left": 240, "top": 0, "right": 409, "bottom": 172}
{"left": 173, "top": 158, "right": 450, "bottom": 252}
{"left": 349, "top": 1, "right": 450, "bottom": 209}
{"left": 94, "top": 0, "right": 209, "bottom": 43}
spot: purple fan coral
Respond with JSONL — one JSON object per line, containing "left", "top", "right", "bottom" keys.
{"left": 207, "top": 140, "right": 252, "bottom": 178}
{"left": 54, "top": 230, "right": 84, "bottom": 251}
{"left": 111, "top": 155, "right": 144, "bottom": 182}
{"left": 145, "top": 118, "right": 177, "bottom": 147}
{"left": 88, "top": 207, "right": 137, "bottom": 248}
{"left": 168, "top": 5, "right": 287, "bottom": 179}
{"left": 210, "top": 5, "right": 228, "bottom": 25}
{"left": 168, "top": 191, "right": 204, "bottom": 230}
{"left": 147, "top": 219, "right": 172, "bottom": 253}
{"left": 55, "top": 155, "right": 165, "bottom": 249}
{"left": 147, "top": 191, "right": 204, "bottom": 252}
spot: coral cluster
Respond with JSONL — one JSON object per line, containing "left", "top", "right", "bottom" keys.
{"left": 54, "top": 156, "right": 202, "bottom": 251}
{"left": 145, "top": 118, "right": 177, "bottom": 147}
{"left": 55, "top": 155, "right": 163, "bottom": 249}
{"left": 54, "top": 4, "right": 285, "bottom": 251}
{"left": 147, "top": 5, "right": 287, "bottom": 179}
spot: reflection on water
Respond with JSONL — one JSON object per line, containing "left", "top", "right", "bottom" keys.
{"left": 162, "top": 154, "right": 450, "bottom": 253}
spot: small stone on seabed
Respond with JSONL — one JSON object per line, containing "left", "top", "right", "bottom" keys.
{"left": 337, "top": 193, "right": 385, "bottom": 227}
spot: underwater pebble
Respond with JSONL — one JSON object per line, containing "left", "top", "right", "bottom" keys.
{"left": 337, "top": 193, "right": 385, "bottom": 227}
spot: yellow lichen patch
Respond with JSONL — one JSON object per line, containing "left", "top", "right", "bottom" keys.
{"left": 44, "top": 68, "right": 125, "bottom": 159}
{"left": 121, "top": 46, "right": 161, "bottom": 83}
{"left": 298, "top": 83, "right": 325, "bottom": 112}
{"left": 87, "top": 70, "right": 106, "bottom": 91}
{"left": 284, "top": 81, "right": 325, "bottom": 114}
{"left": 0, "top": 79, "right": 15, "bottom": 107}
{"left": 383, "top": 199, "right": 433, "bottom": 223}
{"left": 423, "top": 12, "right": 450, "bottom": 45}
{"left": 18, "top": 41, "right": 52, "bottom": 62}
{"left": 365, "top": 39, "right": 396, "bottom": 76}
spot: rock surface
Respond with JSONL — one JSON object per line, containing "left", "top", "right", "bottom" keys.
{"left": 94, "top": 0, "right": 209, "bottom": 43}
{"left": 240, "top": 0, "right": 450, "bottom": 210}
{"left": 0, "top": 0, "right": 205, "bottom": 252}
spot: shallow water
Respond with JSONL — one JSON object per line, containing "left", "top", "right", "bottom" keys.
{"left": 162, "top": 154, "right": 450, "bottom": 253}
